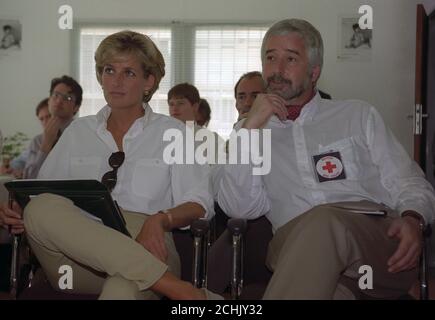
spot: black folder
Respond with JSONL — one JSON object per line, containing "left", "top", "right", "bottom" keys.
{"left": 5, "top": 179, "right": 131, "bottom": 237}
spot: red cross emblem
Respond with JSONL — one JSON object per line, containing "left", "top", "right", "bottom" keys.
{"left": 322, "top": 161, "right": 337, "bottom": 174}
{"left": 315, "top": 155, "right": 344, "bottom": 180}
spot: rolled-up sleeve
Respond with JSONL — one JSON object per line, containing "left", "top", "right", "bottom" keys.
{"left": 366, "top": 106, "right": 435, "bottom": 224}
{"left": 217, "top": 125, "right": 271, "bottom": 220}
{"left": 171, "top": 163, "right": 215, "bottom": 220}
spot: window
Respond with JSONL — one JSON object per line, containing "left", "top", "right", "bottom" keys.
{"left": 77, "top": 23, "right": 267, "bottom": 139}
{"left": 194, "top": 26, "right": 266, "bottom": 138}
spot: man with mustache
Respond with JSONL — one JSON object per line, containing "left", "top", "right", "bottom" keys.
{"left": 218, "top": 19, "right": 435, "bottom": 299}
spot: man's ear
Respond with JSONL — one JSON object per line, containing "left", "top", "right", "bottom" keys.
{"left": 73, "top": 105, "right": 80, "bottom": 116}
{"left": 310, "top": 65, "right": 321, "bottom": 84}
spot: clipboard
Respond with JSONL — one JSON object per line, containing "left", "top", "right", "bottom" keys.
{"left": 4, "top": 179, "right": 131, "bottom": 237}
{"left": 329, "top": 200, "right": 389, "bottom": 217}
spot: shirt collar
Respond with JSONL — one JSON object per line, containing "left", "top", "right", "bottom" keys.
{"left": 298, "top": 90, "right": 321, "bottom": 123}
{"left": 268, "top": 90, "right": 321, "bottom": 126}
{"left": 96, "top": 102, "right": 153, "bottom": 131}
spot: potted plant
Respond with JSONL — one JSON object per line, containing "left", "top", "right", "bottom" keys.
{"left": 1, "top": 132, "right": 29, "bottom": 169}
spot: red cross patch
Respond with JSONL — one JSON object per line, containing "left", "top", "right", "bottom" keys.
{"left": 313, "top": 152, "right": 346, "bottom": 183}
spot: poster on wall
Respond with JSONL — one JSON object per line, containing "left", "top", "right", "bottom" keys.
{"left": 337, "top": 16, "right": 372, "bottom": 62}
{"left": 0, "top": 19, "right": 22, "bottom": 58}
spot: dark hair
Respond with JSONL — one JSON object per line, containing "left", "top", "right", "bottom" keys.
{"left": 352, "top": 23, "right": 360, "bottom": 31}
{"left": 35, "top": 98, "right": 49, "bottom": 116}
{"left": 3, "top": 25, "right": 12, "bottom": 32}
{"left": 49, "top": 75, "right": 83, "bottom": 107}
{"left": 197, "top": 98, "right": 211, "bottom": 126}
{"left": 234, "top": 71, "right": 263, "bottom": 98}
{"left": 168, "top": 83, "right": 200, "bottom": 105}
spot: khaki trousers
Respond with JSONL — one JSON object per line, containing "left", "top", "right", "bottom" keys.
{"left": 23, "top": 193, "right": 180, "bottom": 300}
{"left": 263, "top": 203, "right": 418, "bottom": 299}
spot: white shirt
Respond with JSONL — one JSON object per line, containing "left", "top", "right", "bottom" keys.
{"left": 38, "top": 103, "right": 214, "bottom": 219}
{"left": 218, "top": 93, "right": 435, "bottom": 232}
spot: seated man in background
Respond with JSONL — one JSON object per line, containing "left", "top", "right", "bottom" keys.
{"left": 234, "top": 71, "right": 265, "bottom": 121}
{"left": 0, "top": 98, "right": 51, "bottom": 178}
{"left": 218, "top": 18, "right": 435, "bottom": 299}
{"left": 22, "top": 75, "right": 82, "bottom": 179}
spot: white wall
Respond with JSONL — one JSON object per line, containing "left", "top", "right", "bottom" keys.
{"left": 0, "top": 0, "right": 419, "bottom": 154}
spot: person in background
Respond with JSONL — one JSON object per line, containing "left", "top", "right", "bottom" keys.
{"left": 0, "top": 98, "right": 51, "bottom": 178}
{"left": 196, "top": 98, "right": 211, "bottom": 128}
{"left": 22, "top": 76, "right": 82, "bottom": 179}
{"left": 234, "top": 71, "right": 265, "bottom": 122}
{"left": 167, "top": 83, "right": 200, "bottom": 124}
{"left": 168, "top": 83, "right": 226, "bottom": 201}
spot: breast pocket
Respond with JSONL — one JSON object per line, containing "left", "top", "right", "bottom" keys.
{"left": 318, "top": 137, "right": 363, "bottom": 180}
{"left": 131, "top": 158, "right": 170, "bottom": 198}
{"left": 70, "top": 156, "right": 102, "bottom": 179}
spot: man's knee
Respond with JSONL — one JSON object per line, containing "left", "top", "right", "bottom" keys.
{"left": 270, "top": 206, "right": 349, "bottom": 260}
{"left": 291, "top": 205, "right": 348, "bottom": 235}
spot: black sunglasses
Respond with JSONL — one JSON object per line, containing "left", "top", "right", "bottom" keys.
{"left": 101, "top": 151, "right": 125, "bottom": 192}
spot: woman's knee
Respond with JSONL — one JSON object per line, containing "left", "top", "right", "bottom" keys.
{"left": 23, "top": 193, "right": 72, "bottom": 233}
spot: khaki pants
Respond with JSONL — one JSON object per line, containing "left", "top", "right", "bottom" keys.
{"left": 23, "top": 193, "right": 180, "bottom": 300}
{"left": 263, "top": 203, "right": 418, "bottom": 300}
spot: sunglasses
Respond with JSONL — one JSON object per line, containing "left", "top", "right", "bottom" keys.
{"left": 101, "top": 151, "right": 125, "bottom": 192}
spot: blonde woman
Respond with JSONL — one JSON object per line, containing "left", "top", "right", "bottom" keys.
{"left": 0, "top": 31, "right": 220, "bottom": 300}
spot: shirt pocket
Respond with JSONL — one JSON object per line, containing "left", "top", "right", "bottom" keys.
{"left": 131, "top": 158, "right": 170, "bottom": 198}
{"left": 318, "top": 136, "right": 362, "bottom": 180}
{"left": 70, "top": 156, "right": 102, "bottom": 179}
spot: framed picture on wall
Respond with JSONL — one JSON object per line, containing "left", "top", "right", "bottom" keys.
{"left": 0, "top": 19, "right": 22, "bottom": 54}
{"left": 337, "top": 15, "right": 372, "bottom": 62}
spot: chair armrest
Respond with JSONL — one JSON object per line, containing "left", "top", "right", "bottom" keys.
{"left": 191, "top": 219, "right": 210, "bottom": 237}
{"left": 190, "top": 219, "right": 210, "bottom": 288}
{"left": 420, "top": 224, "right": 432, "bottom": 300}
{"left": 227, "top": 218, "right": 247, "bottom": 236}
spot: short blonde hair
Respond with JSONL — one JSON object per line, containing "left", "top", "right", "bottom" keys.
{"left": 95, "top": 30, "right": 165, "bottom": 102}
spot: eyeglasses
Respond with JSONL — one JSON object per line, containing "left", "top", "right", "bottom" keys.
{"left": 101, "top": 151, "right": 125, "bottom": 192}
{"left": 51, "top": 91, "right": 75, "bottom": 102}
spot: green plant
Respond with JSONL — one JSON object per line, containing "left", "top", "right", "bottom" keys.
{"left": 1, "top": 131, "right": 29, "bottom": 160}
